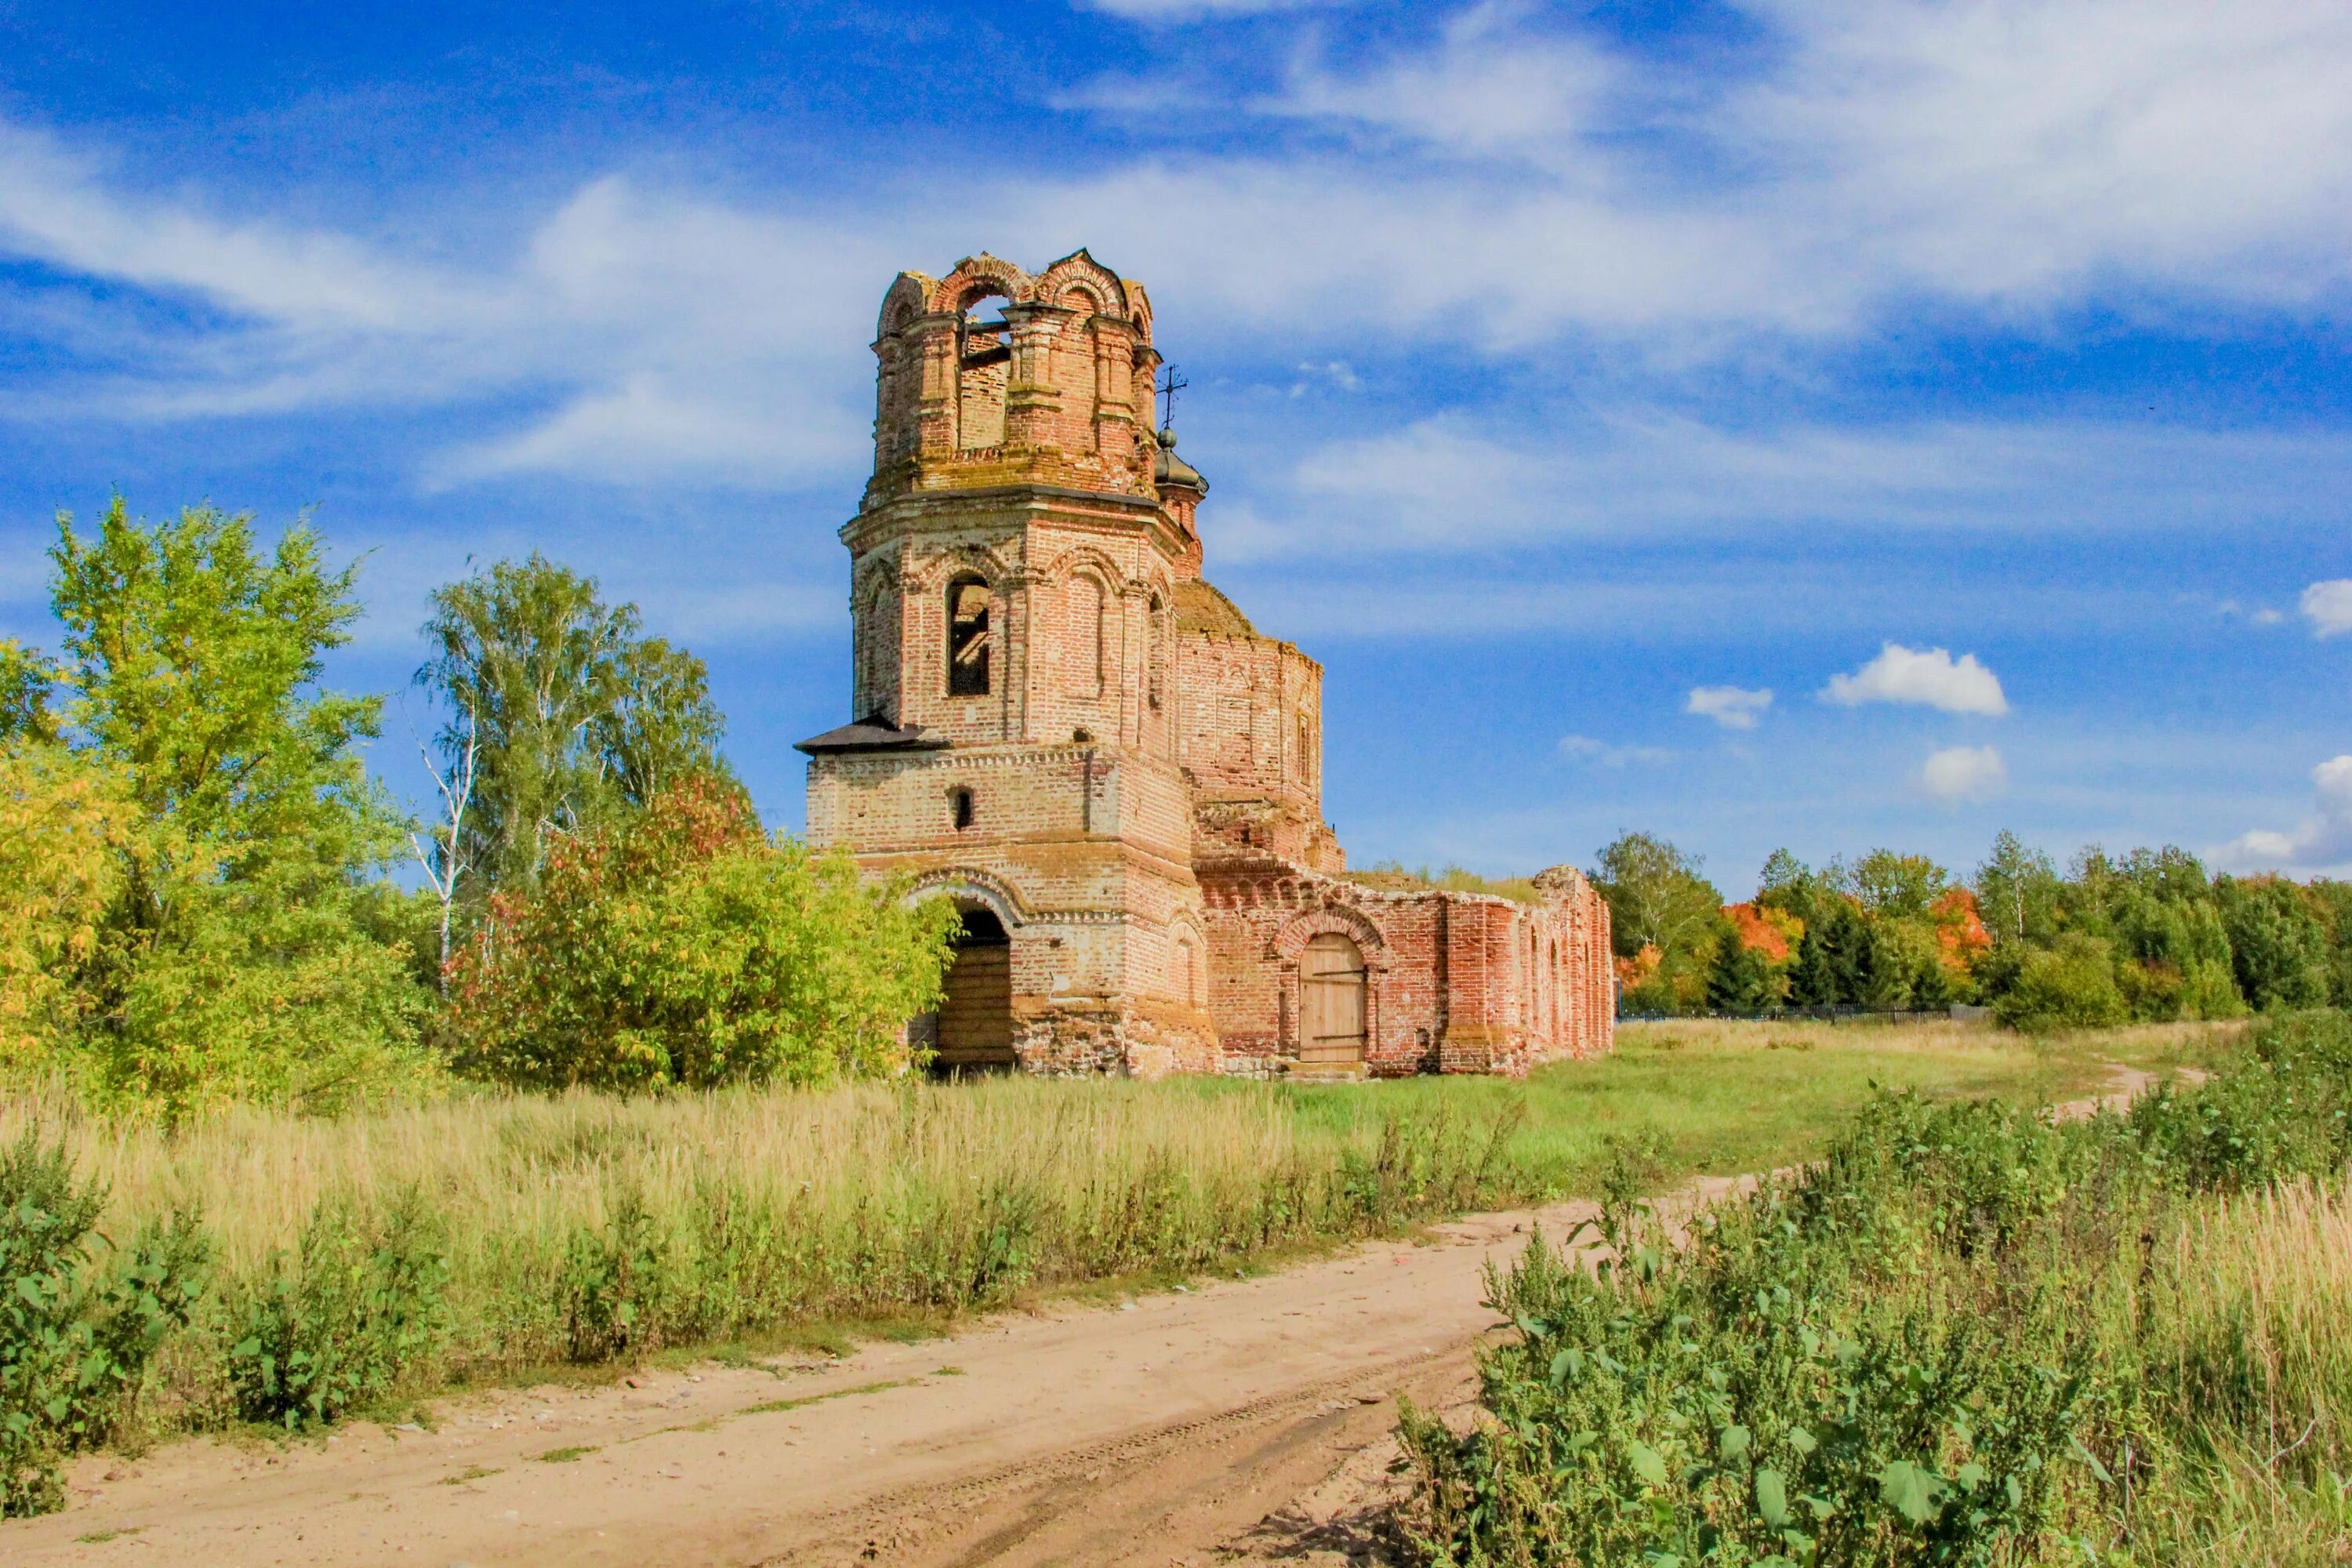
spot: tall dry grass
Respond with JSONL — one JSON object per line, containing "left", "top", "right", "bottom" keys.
{"left": 2, "top": 1074, "right": 1522, "bottom": 1414}
{"left": 2126, "top": 1178, "right": 2352, "bottom": 1565}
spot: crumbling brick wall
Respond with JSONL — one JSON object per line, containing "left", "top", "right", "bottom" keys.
{"left": 811, "top": 249, "right": 1615, "bottom": 1081}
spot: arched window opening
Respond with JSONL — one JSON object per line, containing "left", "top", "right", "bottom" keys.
{"left": 856, "top": 579, "right": 896, "bottom": 717}
{"left": 958, "top": 294, "right": 1012, "bottom": 450}
{"left": 947, "top": 575, "right": 991, "bottom": 696}
{"left": 1175, "top": 935, "right": 1199, "bottom": 1007}
{"left": 950, "top": 786, "right": 975, "bottom": 830}
{"left": 1068, "top": 575, "right": 1105, "bottom": 697}
{"left": 1146, "top": 593, "right": 1167, "bottom": 711}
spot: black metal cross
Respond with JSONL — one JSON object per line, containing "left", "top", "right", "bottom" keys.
{"left": 1155, "top": 365, "right": 1188, "bottom": 430}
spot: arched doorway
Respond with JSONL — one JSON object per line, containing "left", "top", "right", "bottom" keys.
{"left": 1299, "top": 933, "right": 1367, "bottom": 1072}
{"left": 932, "top": 906, "right": 1014, "bottom": 1076}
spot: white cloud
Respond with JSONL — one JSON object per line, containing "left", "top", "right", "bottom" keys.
{"left": 1560, "top": 734, "right": 1675, "bottom": 767}
{"left": 2303, "top": 579, "right": 2352, "bottom": 637}
{"left": 5, "top": 1, "right": 2352, "bottom": 492}
{"left": 2220, "top": 754, "right": 2352, "bottom": 873}
{"left": 1824, "top": 643, "right": 2009, "bottom": 716}
{"left": 1686, "top": 685, "right": 1773, "bottom": 730}
{"left": 1225, "top": 414, "right": 2352, "bottom": 559}
{"left": 1082, "top": 0, "right": 1345, "bottom": 17}
{"left": 1916, "top": 744, "right": 2007, "bottom": 804}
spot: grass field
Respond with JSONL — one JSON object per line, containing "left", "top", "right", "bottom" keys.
{"left": 1281, "top": 1015, "right": 2238, "bottom": 1191}
{"left": 0, "top": 1018, "right": 2245, "bottom": 1461}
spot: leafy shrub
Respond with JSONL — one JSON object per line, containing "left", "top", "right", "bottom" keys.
{"left": 224, "top": 1191, "right": 449, "bottom": 1429}
{"left": 444, "top": 775, "right": 959, "bottom": 1091}
{"left": 1991, "top": 932, "right": 2127, "bottom": 1033}
{"left": 1404, "top": 1010, "right": 2352, "bottom": 1566}
{"left": 0, "top": 1131, "right": 204, "bottom": 1516}
{"left": 561, "top": 1189, "right": 673, "bottom": 1363}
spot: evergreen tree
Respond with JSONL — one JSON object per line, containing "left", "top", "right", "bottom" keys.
{"left": 1704, "top": 931, "right": 1773, "bottom": 1015}
{"left": 1788, "top": 917, "right": 1838, "bottom": 1007}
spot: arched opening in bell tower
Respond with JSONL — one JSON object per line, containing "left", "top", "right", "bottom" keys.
{"left": 957, "top": 294, "right": 1012, "bottom": 449}
{"left": 946, "top": 574, "right": 992, "bottom": 696}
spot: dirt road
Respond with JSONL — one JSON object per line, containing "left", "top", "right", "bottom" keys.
{"left": 10, "top": 1193, "right": 1617, "bottom": 1568}
{"left": 7, "top": 1072, "right": 2170, "bottom": 1568}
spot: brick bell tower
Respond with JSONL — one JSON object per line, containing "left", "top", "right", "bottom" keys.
{"left": 798, "top": 251, "right": 1218, "bottom": 1076}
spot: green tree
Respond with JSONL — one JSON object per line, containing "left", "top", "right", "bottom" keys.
{"left": 415, "top": 555, "right": 726, "bottom": 910}
{"left": 1973, "top": 831, "right": 2061, "bottom": 948}
{"left": 1842, "top": 849, "right": 1949, "bottom": 920}
{"left": 1756, "top": 848, "right": 1811, "bottom": 899}
{"left": 45, "top": 499, "right": 433, "bottom": 1113}
{"left": 1592, "top": 833, "right": 1722, "bottom": 959}
{"left": 1592, "top": 833, "right": 1724, "bottom": 1017}
{"left": 1704, "top": 928, "right": 1773, "bottom": 1015}
{"left": 1788, "top": 917, "right": 1838, "bottom": 1007}
{"left": 2308, "top": 880, "right": 2352, "bottom": 1007}
{"left": 0, "top": 742, "right": 125, "bottom": 1065}
{"left": 0, "top": 640, "right": 59, "bottom": 745}
{"left": 2216, "top": 875, "right": 2330, "bottom": 1011}
{"left": 1993, "top": 932, "right": 2129, "bottom": 1033}
{"left": 444, "top": 775, "right": 957, "bottom": 1091}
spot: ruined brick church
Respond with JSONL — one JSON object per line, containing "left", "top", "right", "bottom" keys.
{"left": 799, "top": 251, "right": 1613, "bottom": 1078}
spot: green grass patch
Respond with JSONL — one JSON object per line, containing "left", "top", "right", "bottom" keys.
{"left": 532, "top": 1445, "right": 598, "bottom": 1464}
{"left": 733, "top": 1377, "right": 919, "bottom": 1419}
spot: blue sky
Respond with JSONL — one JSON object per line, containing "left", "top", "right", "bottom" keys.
{"left": 2, "top": 0, "right": 2349, "bottom": 895}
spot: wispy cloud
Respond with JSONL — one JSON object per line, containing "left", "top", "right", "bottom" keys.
{"left": 1916, "top": 744, "right": 2008, "bottom": 804}
{"left": 2220, "top": 755, "right": 2352, "bottom": 873}
{"left": 4, "top": 1, "right": 2351, "bottom": 499}
{"left": 1561, "top": 734, "right": 1676, "bottom": 768}
{"left": 1686, "top": 685, "right": 1773, "bottom": 731}
{"left": 1079, "top": 0, "right": 1348, "bottom": 19}
{"left": 2303, "top": 579, "right": 2352, "bottom": 638}
{"left": 1222, "top": 415, "right": 2352, "bottom": 559}
{"left": 1824, "top": 644, "right": 2009, "bottom": 717}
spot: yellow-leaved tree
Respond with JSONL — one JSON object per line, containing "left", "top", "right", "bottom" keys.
{"left": 0, "top": 639, "right": 124, "bottom": 1065}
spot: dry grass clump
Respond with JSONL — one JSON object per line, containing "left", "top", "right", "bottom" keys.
{"left": 2127, "top": 1179, "right": 2352, "bottom": 1564}
{"left": 1, "top": 1073, "right": 1520, "bottom": 1407}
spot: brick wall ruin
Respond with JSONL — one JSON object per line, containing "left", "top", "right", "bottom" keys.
{"left": 803, "top": 249, "right": 1613, "bottom": 1080}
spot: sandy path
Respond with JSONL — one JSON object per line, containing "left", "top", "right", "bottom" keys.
{"left": 4, "top": 1070, "right": 2165, "bottom": 1568}
{"left": 6, "top": 1193, "right": 1621, "bottom": 1568}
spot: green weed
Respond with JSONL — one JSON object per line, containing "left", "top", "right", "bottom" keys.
{"left": 1403, "top": 1009, "right": 2352, "bottom": 1566}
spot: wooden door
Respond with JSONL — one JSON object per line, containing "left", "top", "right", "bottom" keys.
{"left": 1299, "top": 934, "right": 1367, "bottom": 1065}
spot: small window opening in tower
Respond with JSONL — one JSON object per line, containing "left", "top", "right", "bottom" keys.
{"left": 959, "top": 295, "right": 1012, "bottom": 450}
{"left": 1146, "top": 593, "right": 1166, "bottom": 711}
{"left": 947, "top": 575, "right": 991, "bottom": 696}
{"left": 950, "top": 786, "right": 975, "bottom": 830}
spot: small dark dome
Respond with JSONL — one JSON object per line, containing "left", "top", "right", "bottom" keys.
{"left": 1153, "top": 428, "right": 1208, "bottom": 494}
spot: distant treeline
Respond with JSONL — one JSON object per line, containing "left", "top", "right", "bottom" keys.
{"left": 1589, "top": 832, "right": 2349, "bottom": 1031}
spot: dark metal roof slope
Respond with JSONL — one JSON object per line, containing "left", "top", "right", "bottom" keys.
{"left": 793, "top": 713, "right": 951, "bottom": 755}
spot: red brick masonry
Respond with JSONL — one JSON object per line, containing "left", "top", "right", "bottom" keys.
{"left": 804, "top": 251, "right": 1613, "bottom": 1078}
